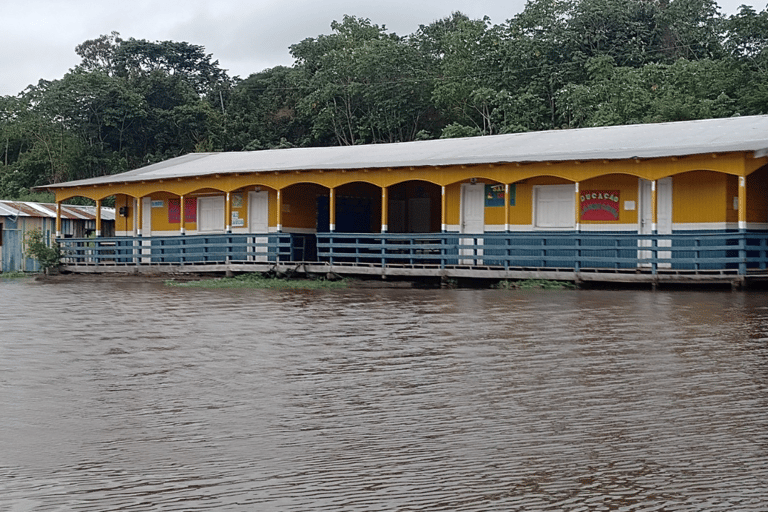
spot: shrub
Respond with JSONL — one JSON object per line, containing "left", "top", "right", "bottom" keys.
{"left": 24, "top": 229, "right": 61, "bottom": 272}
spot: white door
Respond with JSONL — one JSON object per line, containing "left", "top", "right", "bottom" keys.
{"left": 198, "top": 196, "right": 225, "bottom": 233}
{"left": 249, "top": 191, "right": 269, "bottom": 261}
{"left": 141, "top": 197, "right": 152, "bottom": 262}
{"left": 460, "top": 183, "right": 485, "bottom": 264}
{"left": 638, "top": 178, "right": 672, "bottom": 268}
{"left": 657, "top": 178, "right": 673, "bottom": 267}
{"left": 534, "top": 185, "right": 575, "bottom": 229}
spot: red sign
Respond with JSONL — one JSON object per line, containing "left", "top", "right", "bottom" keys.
{"left": 168, "top": 197, "right": 198, "bottom": 223}
{"left": 580, "top": 190, "right": 619, "bottom": 221}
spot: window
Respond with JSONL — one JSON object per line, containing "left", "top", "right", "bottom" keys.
{"left": 534, "top": 185, "right": 576, "bottom": 229}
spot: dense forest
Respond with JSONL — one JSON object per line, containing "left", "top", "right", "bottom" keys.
{"left": 2, "top": 0, "right": 768, "bottom": 202}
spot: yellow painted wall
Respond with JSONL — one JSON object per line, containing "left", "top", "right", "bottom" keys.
{"left": 747, "top": 165, "right": 768, "bottom": 223}
{"left": 282, "top": 183, "right": 325, "bottom": 230}
{"left": 727, "top": 174, "right": 739, "bottom": 224}
{"left": 672, "top": 171, "right": 728, "bottom": 224}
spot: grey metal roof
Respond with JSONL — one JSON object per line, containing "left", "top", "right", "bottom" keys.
{"left": 45, "top": 115, "right": 768, "bottom": 189}
{"left": 0, "top": 200, "right": 115, "bottom": 220}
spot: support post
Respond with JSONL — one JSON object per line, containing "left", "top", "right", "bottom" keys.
{"left": 381, "top": 186, "right": 388, "bottom": 233}
{"left": 739, "top": 176, "right": 747, "bottom": 275}
{"left": 180, "top": 195, "right": 186, "bottom": 235}
{"left": 55, "top": 200, "right": 62, "bottom": 239}
{"left": 505, "top": 183, "right": 511, "bottom": 232}
{"left": 136, "top": 196, "right": 143, "bottom": 237}
{"left": 738, "top": 176, "right": 747, "bottom": 231}
{"left": 441, "top": 186, "right": 447, "bottom": 233}
{"left": 574, "top": 182, "right": 580, "bottom": 232}
{"left": 329, "top": 187, "right": 336, "bottom": 232}
{"left": 276, "top": 189, "right": 283, "bottom": 232}
{"left": 95, "top": 199, "right": 102, "bottom": 237}
{"left": 651, "top": 181, "right": 657, "bottom": 274}
{"left": 226, "top": 192, "right": 232, "bottom": 233}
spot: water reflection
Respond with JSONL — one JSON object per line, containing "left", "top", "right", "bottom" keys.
{"left": 1, "top": 279, "right": 767, "bottom": 510}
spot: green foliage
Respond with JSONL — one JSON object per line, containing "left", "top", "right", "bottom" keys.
{"left": 494, "top": 279, "right": 577, "bottom": 290}
{"left": 23, "top": 229, "right": 61, "bottom": 271}
{"left": 166, "top": 272, "right": 349, "bottom": 289}
{"left": 2, "top": 2, "right": 768, "bottom": 197}
{"left": 0, "top": 271, "right": 29, "bottom": 278}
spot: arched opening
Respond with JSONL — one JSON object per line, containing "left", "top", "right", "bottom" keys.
{"left": 327, "top": 181, "right": 381, "bottom": 233}
{"left": 386, "top": 180, "right": 441, "bottom": 233}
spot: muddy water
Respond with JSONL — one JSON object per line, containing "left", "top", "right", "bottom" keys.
{"left": 1, "top": 278, "right": 767, "bottom": 511}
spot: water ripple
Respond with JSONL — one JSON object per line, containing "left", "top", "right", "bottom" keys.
{"left": 1, "top": 280, "right": 767, "bottom": 510}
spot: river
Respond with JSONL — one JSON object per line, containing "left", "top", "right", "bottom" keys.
{"left": 1, "top": 277, "right": 767, "bottom": 510}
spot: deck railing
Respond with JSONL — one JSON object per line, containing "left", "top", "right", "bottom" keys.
{"left": 57, "top": 231, "right": 768, "bottom": 275}
{"left": 58, "top": 233, "right": 293, "bottom": 266}
{"left": 317, "top": 231, "right": 768, "bottom": 275}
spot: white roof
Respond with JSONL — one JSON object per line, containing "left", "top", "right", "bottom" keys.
{"left": 45, "top": 115, "right": 768, "bottom": 189}
{"left": 0, "top": 200, "right": 115, "bottom": 220}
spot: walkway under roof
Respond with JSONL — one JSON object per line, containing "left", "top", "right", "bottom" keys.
{"left": 46, "top": 115, "right": 768, "bottom": 190}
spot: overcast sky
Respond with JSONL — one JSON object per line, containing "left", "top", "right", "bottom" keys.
{"left": 1, "top": 0, "right": 760, "bottom": 96}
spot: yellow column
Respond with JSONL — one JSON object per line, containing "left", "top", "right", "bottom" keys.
{"left": 441, "top": 186, "right": 447, "bottom": 232}
{"left": 329, "top": 187, "right": 336, "bottom": 232}
{"left": 739, "top": 176, "right": 747, "bottom": 230}
{"left": 574, "top": 182, "right": 580, "bottom": 231}
{"left": 505, "top": 184, "right": 511, "bottom": 232}
{"left": 381, "top": 186, "right": 388, "bottom": 233}
{"left": 180, "top": 195, "right": 186, "bottom": 235}
{"left": 136, "top": 196, "right": 143, "bottom": 236}
{"left": 225, "top": 192, "right": 232, "bottom": 233}
{"left": 95, "top": 199, "right": 102, "bottom": 237}
{"left": 55, "top": 201, "right": 62, "bottom": 238}
{"left": 651, "top": 180, "right": 658, "bottom": 233}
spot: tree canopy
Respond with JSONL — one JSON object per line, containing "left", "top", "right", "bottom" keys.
{"left": 3, "top": 1, "right": 768, "bottom": 200}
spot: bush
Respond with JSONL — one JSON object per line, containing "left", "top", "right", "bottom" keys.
{"left": 24, "top": 229, "right": 61, "bottom": 271}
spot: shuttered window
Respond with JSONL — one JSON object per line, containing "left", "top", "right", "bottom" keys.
{"left": 534, "top": 185, "right": 575, "bottom": 229}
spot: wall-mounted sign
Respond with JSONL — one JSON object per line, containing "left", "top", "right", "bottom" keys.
{"left": 151, "top": 200, "right": 164, "bottom": 208}
{"left": 485, "top": 184, "right": 514, "bottom": 207}
{"left": 168, "top": 197, "right": 198, "bottom": 223}
{"left": 580, "top": 190, "right": 620, "bottom": 221}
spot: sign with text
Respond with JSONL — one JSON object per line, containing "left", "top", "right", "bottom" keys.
{"left": 580, "top": 190, "right": 619, "bottom": 221}
{"left": 485, "top": 184, "right": 514, "bottom": 207}
{"left": 168, "top": 197, "right": 198, "bottom": 223}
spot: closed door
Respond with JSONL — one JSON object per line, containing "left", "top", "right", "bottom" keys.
{"left": 638, "top": 178, "right": 672, "bottom": 267}
{"left": 198, "top": 196, "right": 225, "bottom": 233}
{"left": 249, "top": 191, "right": 269, "bottom": 261}
{"left": 460, "top": 183, "right": 485, "bottom": 264}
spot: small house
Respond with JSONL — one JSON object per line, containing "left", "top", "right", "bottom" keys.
{"left": 0, "top": 201, "right": 115, "bottom": 272}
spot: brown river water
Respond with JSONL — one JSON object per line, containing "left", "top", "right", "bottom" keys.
{"left": 1, "top": 278, "right": 767, "bottom": 511}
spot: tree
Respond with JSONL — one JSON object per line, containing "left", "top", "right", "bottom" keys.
{"left": 292, "top": 16, "right": 432, "bottom": 145}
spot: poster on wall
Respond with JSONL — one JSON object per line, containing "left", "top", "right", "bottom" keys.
{"left": 168, "top": 198, "right": 198, "bottom": 223}
{"left": 485, "top": 184, "right": 511, "bottom": 207}
{"left": 580, "top": 190, "right": 620, "bottom": 221}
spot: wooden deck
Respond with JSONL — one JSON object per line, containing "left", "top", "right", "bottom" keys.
{"left": 59, "top": 259, "right": 768, "bottom": 288}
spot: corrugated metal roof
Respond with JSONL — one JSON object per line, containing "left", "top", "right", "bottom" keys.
{"left": 43, "top": 115, "right": 768, "bottom": 189}
{"left": 0, "top": 200, "right": 115, "bottom": 220}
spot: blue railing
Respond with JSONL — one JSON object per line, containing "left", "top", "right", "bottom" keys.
{"left": 57, "top": 231, "right": 768, "bottom": 275}
{"left": 58, "top": 233, "right": 293, "bottom": 265}
{"left": 316, "top": 231, "right": 768, "bottom": 275}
